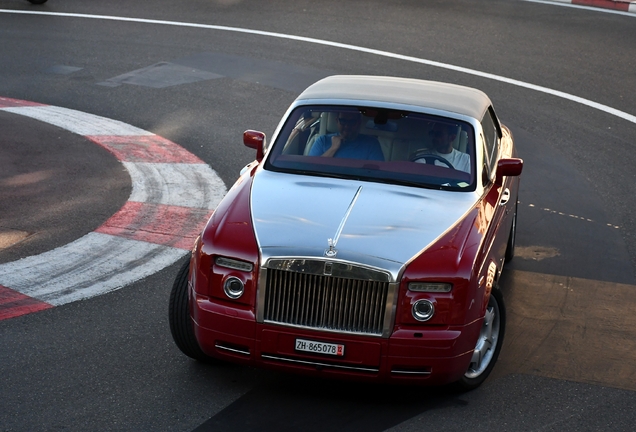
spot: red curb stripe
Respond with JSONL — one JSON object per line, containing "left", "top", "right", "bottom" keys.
{"left": 0, "top": 97, "right": 47, "bottom": 108}
{"left": 95, "top": 201, "right": 213, "bottom": 250}
{"left": 87, "top": 135, "right": 205, "bottom": 164}
{"left": 0, "top": 285, "right": 53, "bottom": 321}
{"left": 572, "top": 0, "right": 630, "bottom": 10}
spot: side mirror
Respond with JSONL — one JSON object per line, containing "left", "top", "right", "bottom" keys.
{"left": 243, "top": 130, "right": 266, "bottom": 162}
{"left": 495, "top": 158, "right": 523, "bottom": 185}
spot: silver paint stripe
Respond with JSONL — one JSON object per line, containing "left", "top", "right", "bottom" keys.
{"left": 1, "top": 9, "right": 635, "bottom": 125}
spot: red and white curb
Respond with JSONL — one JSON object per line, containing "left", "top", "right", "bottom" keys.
{"left": 0, "top": 98, "right": 227, "bottom": 320}
{"left": 539, "top": 0, "right": 636, "bottom": 13}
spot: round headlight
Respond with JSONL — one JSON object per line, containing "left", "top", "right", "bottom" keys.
{"left": 223, "top": 277, "right": 245, "bottom": 299}
{"left": 412, "top": 299, "right": 435, "bottom": 322}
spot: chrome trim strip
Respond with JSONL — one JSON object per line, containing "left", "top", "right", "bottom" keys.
{"left": 261, "top": 320, "right": 384, "bottom": 338}
{"left": 382, "top": 282, "right": 399, "bottom": 338}
{"left": 215, "top": 344, "right": 251, "bottom": 356}
{"left": 287, "top": 99, "right": 483, "bottom": 125}
{"left": 261, "top": 354, "right": 379, "bottom": 373}
{"left": 256, "top": 267, "right": 269, "bottom": 323}
{"left": 391, "top": 369, "right": 432, "bottom": 376}
{"left": 264, "top": 257, "right": 391, "bottom": 282}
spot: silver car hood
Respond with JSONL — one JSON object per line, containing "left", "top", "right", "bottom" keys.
{"left": 250, "top": 169, "right": 478, "bottom": 281}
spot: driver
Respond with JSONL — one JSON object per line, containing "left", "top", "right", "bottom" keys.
{"left": 413, "top": 123, "right": 470, "bottom": 173}
{"left": 308, "top": 112, "right": 384, "bottom": 160}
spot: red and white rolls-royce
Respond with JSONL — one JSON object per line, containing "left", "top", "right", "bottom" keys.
{"left": 169, "top": 75, "right": 522, "bottom": 389}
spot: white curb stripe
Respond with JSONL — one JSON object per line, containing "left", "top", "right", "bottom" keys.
{"left": 0, "top": 233, "right": 186, "bottom": 306}
{"left": 123, "top": 162, "right": 225, "bottom": 209}
{"left": 2, "top": 105, "right": 153, "bottom": 136}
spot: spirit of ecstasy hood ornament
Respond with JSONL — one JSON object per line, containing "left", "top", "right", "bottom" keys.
{"left": 324, "top": 186, "right": 363, "bottom": 258}
{"left": 325, "top": 238, "right": 337, "bottom": 257}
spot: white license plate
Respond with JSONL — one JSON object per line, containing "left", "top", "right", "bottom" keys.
{"left": 295, "top": 338, "right": 345, "bottom": 356}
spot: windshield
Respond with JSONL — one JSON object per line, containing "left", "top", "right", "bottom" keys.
{"left": 265, "top": 105, "right": 476, "bottom": 191}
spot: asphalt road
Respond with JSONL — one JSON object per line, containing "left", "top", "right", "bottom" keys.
{"left": 1, "top": 0, "right": 636, "bottom": 431}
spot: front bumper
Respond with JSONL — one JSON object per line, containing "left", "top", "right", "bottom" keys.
{"left": 192, "top": 294, "right": 480, "bottom": 385}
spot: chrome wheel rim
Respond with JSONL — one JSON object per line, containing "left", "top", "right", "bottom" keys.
{"left": 464, "top": 293, "right": 501, "bottom": 379}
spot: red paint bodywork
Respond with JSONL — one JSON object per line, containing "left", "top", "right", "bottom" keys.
{"left": 187, "top": 157, "right": 519, "bottom": 384}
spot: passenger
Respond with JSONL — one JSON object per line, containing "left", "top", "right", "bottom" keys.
{"left": 308, "top": 112, "right": 384, "bottom": 160}
{"left": 413, "top": 123, "right": 470, "bottom": 173}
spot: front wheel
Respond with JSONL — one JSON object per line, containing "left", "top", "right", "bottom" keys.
{"left": 168, "top": 256, "right": 213, "bottom": 362}
{"left": 455, "top": 284, "right": 506, "bottom": 391}
{"left": 27, "top": 0, "right": 48, "bottom": 4}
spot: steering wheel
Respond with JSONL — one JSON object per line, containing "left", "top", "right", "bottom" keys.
{"left": 409, "top": 151, "right": 454, "bottom": 169}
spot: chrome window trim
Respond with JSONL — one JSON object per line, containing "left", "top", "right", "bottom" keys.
{"left": 266, "top": 97, "right": 483, "bottom": 161}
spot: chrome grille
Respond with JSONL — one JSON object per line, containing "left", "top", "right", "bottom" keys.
{"left": 263, "top": 268, "right": 390, "bottom": 335}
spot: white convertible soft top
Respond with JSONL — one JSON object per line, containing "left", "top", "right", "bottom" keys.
{"left": 296, "top": 75, "right": 492, "bottom": 120}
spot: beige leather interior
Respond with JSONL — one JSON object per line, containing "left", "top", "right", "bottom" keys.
{"left": 303, "top": 112, "right": 469, "bottom": 161}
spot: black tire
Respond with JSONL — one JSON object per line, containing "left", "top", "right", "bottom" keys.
{"left": 455, "top": 283, "right": 506, "bottom": 391}
{"left": 27, "top": 0, "right": 48, "bottom": 4}
{"left": 168, "top": 257, "right": 212, "bottom": 362}
{"left": 504, "top": 201, "right": 518, "bottom": 262}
